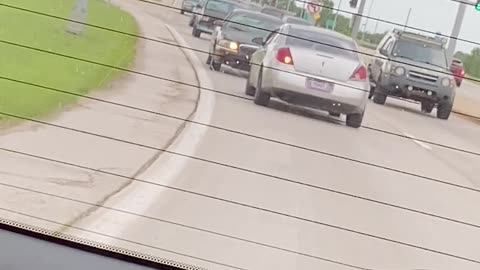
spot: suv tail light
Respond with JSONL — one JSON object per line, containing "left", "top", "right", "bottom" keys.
{"left": 276, "top": 48, "right": 294, "bottom": 65}
{"left": 350, "top": 65, "right": 367, "bottom": 81}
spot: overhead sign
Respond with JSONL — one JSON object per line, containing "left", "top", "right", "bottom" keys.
{"left": 307, "top": 1, "right": 320, "bottom": 14}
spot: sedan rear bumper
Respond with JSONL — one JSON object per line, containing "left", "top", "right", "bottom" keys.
{"left": 262, "top": 65, "right": 368, "bottom": 114}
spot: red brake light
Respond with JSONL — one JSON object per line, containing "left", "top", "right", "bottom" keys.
{"left": 350, "top": 65, "right": 367, "bottom": 81}
{"left": 276, "top": 48, "right": 294, "bottom": 65}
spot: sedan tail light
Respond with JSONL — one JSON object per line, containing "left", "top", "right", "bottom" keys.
{"left": 350, "top": 65, "right": 367, "bottom": 81}
{"left": 276, "top": 48, "right": 294, "bottom": 65}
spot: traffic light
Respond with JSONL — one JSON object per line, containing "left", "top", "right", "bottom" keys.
{"left": 349, "top": 0, "right": 358, "bottom": 8}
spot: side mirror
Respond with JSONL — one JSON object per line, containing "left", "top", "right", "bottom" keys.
{"left": 252, "top": 37, "right": 264, "bottom": 45}
{"left": 213, "top": 20, "right": 224, "bottom": 27}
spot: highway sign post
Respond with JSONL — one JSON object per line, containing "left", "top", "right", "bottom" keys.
{"left": 66, "top": 0, "right": 88, "bottom": 35}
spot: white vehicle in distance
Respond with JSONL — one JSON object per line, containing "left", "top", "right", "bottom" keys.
{"left": 246, "top": 24, "right": 369, "bottom": 128}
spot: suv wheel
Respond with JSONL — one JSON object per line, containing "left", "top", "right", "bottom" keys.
{"left": 346, "top": 112, "right": 364, "bottom": 128}
{"left": 437, "top": 101, "right": 453, "bottom": 120}
{"left": 373, "top": 92, "right": 387, "bottom": 105}
{"left": 421, "top": 102, "right": 434, "bottom": 113}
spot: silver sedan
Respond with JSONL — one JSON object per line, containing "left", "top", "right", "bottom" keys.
{"left": 246, "top": 24, "right": 369, "bottom": 128}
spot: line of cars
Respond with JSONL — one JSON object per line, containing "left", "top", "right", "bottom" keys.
{"left": 180, "top": 0, "right": 459, "bottom": 127}
{"left": 180, "top": 0, "right": 368, "bottom": 127}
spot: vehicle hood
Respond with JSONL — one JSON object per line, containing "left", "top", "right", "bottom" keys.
{"left": 222, "top": 29, "right": 263, "bottom": 45}
{"left": 391, "top": 57, "right": 450, "bottom": 76}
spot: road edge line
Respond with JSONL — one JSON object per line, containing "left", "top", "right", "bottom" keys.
{"left": 66, "top": 24, "right": 216, "bottom": 258}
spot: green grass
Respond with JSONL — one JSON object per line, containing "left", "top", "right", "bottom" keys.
{"left": 0, "top": 0, "right": 138, "bottom": 124}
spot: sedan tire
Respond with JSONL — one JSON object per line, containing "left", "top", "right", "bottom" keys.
{"left": 192, "top": 25, "right": 201, "bottom": 37}
{"left": 254, "top": 69, "right": 270, "bottom": 106}
{"left": 245, "top": 81, "right": 255, "bottom": 96}
{"left": 346, "top": 112, "right": 364, "bottom": 128}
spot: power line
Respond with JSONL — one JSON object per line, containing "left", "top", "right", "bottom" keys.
{"left": 1, "top": 1, "right": 479, "bottom": 129}
{"left": 0, "top": 207, "right": 247, "bottom": 270}
{"left": 0, "top": 178, "right": 371, "bottom": 270}
{"left": 1, "top": 146, "right": 480, "bottom": 265}
{"left": 292, "top": 0, "right": 480, "bottom": 48}
{"left": 2, "top": 74, "right": 480, "bottom": 156}
{"left": 0, "top": 10, "right": 478, "bottom": 193}
{"left": 134, "top": 0, "right": 480, "bottom": 84}
{"left": 0, "top": 30, "right": 479, "bottom": 158}
{"left": 2, "top": 76, "right": 480, "bottom": 229}
{"left": 1, "top": 1, "right": 480, "bottom": 87}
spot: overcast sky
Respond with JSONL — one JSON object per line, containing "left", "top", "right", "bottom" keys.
{"left": 329, "top": 0, "right": 479, "bottom": 53}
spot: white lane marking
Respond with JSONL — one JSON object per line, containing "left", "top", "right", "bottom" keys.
{"left": 403, "top": 132, "right": 432, "bottom": 150}
{"left": 78, "top": 22, "right": 216, "bottom": 242}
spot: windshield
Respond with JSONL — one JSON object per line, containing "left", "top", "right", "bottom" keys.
{"left": 4, "top": 1, "right": 480, "bottom": 270}
{"left": 205, "top": 0, "right": 238, "bottom": 13}
{"left": 286, "top": 29, "right": 358, "bottom": 60}
{"left": 225, "top": 13, "right": 282, "bottom": 38}
{"left": 392, "top": 39, "right": 447, "bottom": 69}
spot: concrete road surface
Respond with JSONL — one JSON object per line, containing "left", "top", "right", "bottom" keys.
{"left": 4, "top": 1, "right": 480, "bottom": 270}
{"left": 55, "top": 3, "right": 480, "bottom": 270}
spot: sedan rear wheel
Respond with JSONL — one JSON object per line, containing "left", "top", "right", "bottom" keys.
{"left": 254, "top": 68, "right": 270, "bottom": 106}
{"left": 192, "top": 25, "right": 201, "bottom": 37}
{"left": 245, "top": 81, "right": 255, "bottom": 96}
{"left": 346, "top": 112, "right": 364, "bottom": 128}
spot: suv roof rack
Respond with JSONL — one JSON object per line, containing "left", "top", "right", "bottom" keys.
{"left": 392, "top": 28, "right": 447, "bottom": 48}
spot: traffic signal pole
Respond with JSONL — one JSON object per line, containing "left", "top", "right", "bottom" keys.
{"left": 351, "top": 0, "right": 366, "bottom": 39}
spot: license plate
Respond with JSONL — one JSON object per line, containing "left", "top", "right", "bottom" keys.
{"left": 306, "top": 78, "right": 334, "bottom": 92}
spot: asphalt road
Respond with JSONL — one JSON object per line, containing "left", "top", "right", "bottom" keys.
{"left": 74, "top": 4, "right": 480, "bottom": 270}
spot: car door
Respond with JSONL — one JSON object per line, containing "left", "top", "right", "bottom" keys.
{"left": 371, "top": 36, "right": 393, "bottom": 82}
{"left": 249, "top": 28, "right": 280, "bottom": 85}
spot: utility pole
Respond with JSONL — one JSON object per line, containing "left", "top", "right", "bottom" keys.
{"left": 403, "top": 8, "right": 412, "bottom": 31}
{"left": 351, "top": 0, "right": 366, "bottom": 39}
{"left": 66, "top": 0, "right": 88, "bottom": 35}
{"left": 447, "top": 1, "right": 467, "bottom": 61}
{"left": 361, "top": 0, "right": 374, "bottom": 41}
{"left": 333, "top": 0, "right": 342, "bottom": 31}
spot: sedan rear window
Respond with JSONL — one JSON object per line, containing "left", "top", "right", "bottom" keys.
{"left": 206, "top": 0, "right": 238, "bottom": 13}
{"left": 286, "top": 29, "right": 357, "bottom": 60}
